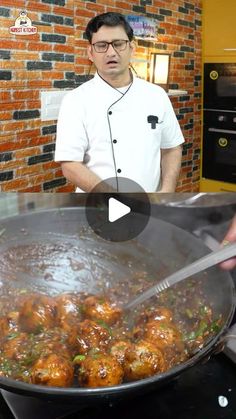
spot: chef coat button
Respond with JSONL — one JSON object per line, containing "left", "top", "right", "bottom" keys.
{"left": 117, "top": 169, "right": 121, "bottom": 173}
{"left": 108, "top": 111, "right": 112, "bottom": 115}
{"left": 113, "top": 139, "right": 117, "bottom": 144}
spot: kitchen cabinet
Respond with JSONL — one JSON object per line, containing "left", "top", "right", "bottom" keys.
{"left": 203, "top": 0, "right": 236, "bottom": 60}
{"left": 200, "top": 178, "right": 236, "bottom": 192}
{"left": 200, "top": 0, "right": 236, "bottom": 192}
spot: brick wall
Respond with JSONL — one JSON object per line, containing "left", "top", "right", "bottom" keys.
{"left": 0, "top": 0, "right": 202, "bottom": 192}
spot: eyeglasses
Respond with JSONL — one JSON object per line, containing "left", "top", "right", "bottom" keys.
{"left": 92, "top": 40, "right": 129, "bottom": 53}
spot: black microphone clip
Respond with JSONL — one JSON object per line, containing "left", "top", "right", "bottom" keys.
{"left": 147, "top": 115, "right": 159, "bottom": 129}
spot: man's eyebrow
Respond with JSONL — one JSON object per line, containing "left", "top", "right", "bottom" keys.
{"left": 93, "top": 39, "right": 126, "bottom": 43}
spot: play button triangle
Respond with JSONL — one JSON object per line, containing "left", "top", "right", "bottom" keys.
{"left": 108, "top": 197, "right": 131, "bottom": 222}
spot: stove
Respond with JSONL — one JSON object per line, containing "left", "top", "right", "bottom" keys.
{"left": 0, "top": 193, "right": 236, "bottom": 419}
{"left": 1, "top": 348, "right": 236, "bottom": 419}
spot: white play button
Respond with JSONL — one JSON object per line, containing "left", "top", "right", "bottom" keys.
{"left": 85, "top": 177, "right": 151, "bottom": 242}
{"left": 108, "top": 197, "right": 131, "bottom": 222}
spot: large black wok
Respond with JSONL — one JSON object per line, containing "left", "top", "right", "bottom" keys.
{"left": 0, "top": 207, "right": 235, "bottom": 403}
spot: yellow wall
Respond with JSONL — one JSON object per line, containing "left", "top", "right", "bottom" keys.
{"left": 203, "top": 0, "right": 236, "bottom": 61}
{"left": 200, "top": 179, "right": 236, "bottom": 192}
{"left": 200, "top": 0, "right": 236, "bottom": 192}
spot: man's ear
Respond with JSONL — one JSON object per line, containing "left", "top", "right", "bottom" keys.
{"left": 87, "top": 45, "right": 93, "bottom": 62}
{"left": 130, "top": 40, "right": 136, "bottom": 58}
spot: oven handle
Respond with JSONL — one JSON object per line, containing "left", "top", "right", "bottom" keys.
{"left": 208, "top": 128, "right": 236, "bottom": 134}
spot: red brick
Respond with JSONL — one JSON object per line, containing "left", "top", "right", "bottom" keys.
{"left": 1, "top": 40, "right": 27, "bottom": 50}
{"left": 54, "top": 7, "right": 74, "bottom": 17}
{"left": 54, "top": 62, "right": 74, "bottom": 71}
{"left": 42, "top": 71, "right": 64, "bottom": 80}
{"left": 28, "top": 42, "right": 52, "bottom": 52}
{"left": 2, "top": 122, "right": 26, "bottom": 133}
{"left": 15, "top": 71, "right": 40, "bottom": 81}
{"left": 17, "top": 129, "right": 41, "bottom": 140}
{"left": 0, "top": 139, "right": 28, "bottom": 152}
{"left": 75, "top": 40, "right": 88, "bottom": 48}
{"left": 19, "top": 185, "right": 42, "bottom": 192}
{"left": 15, "top": 147, "right": 41, "bottom": 159}
{"left": 0, "top": 81, "right": 26, "bottom": 89}
{"left": 26, "top": 100, "right": 41, "bottom": 110}
{"left": 13, "top": 91, "right": 39, "bottom": 100}
{"left": 0, "top": 112, "right": 12, "bottom": 121}
{"left": 116, "top": 1, "right": 132, "bottom": 13}
{"left": 75, "top": 9, "right": 95, "bottom": 18}
{"left": 28, "top": 173, "right": 54, "bottom": 186}
{"left": 86, "top": 3, "right": 105, "bottom": 12}
{"left": 56, "top": 184, "right": 75, "bottom": 192}
{"left": 1, "top": 179, "right": 29, "bottom": 192}
{"left": 0, "top": 0, "right": 25, "bottom": 7}
{"left": 0, "top": 159, "right": 24, "bottom": 171}
{"left": 1, "top": 61, "right": 25, "bottom": 70}
{"left": 55, "top": 168, "right": 63, "bottom": 177}
{"left": 54, "top": 26, "right": 74, "bottom": 36}
{"left": 16, "top": 165, "right": 43, "bottom": 177}
{"left": 28, "top": 136, "right": 52, "bottom": 147}
{"left": 54, "top": 45, "right": 74, "bottom": 54}
{"left": 27, "top": 81, "right": 52, "bottom": 88}
{"left": 0, "top": 92, "right": 11, "bottom": 101}
{"left": 43, "top": 161, "right": 60, "bottom": 171}
{"left": 0, "top": 101, "right": 24, "bottom": 111}
{"left": 22, "top": 1, "right": 51, "bottom": 12}
{"left": 75, "top": 57, "right": 90, "bottom": 66}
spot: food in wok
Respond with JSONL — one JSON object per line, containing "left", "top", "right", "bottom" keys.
{"left": 0, "top": 287, "right": 222, "bottom": 388}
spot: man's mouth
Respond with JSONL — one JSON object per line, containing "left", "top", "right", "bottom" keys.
{"left": 106, "top": 60, "right": 118, "bottom": 65}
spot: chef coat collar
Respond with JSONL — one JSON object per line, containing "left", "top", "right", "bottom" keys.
{"left": 94, "top": 70, "right": 134, "bottom": 95}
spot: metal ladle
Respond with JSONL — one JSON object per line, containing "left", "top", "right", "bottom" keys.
{"left": 125, "top": 242, "right": 236, "bottom": 310}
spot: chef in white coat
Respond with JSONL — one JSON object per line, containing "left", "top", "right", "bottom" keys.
{"left": 55, "top": 12, "right": 184, "bottom": 192}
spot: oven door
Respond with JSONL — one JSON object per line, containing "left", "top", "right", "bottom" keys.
{"left": 204, "top": 63, "right": 236, "bottom": 111}
{"left": 202, "top": 125, "right": 236, "bottom": 184}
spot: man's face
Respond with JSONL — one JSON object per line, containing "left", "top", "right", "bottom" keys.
{"left": 87, "top": 25, "right": 135, "bottom": 78}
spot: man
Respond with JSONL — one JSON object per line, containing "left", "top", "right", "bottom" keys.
{"left": 55, "top": 12, "right": 184, "bottom": 192}
{"left": 220, "top": 214, "right": 236, "bottom": 270}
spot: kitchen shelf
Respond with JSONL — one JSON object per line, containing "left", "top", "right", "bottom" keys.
{"left": 168, "top": 89, "right": 188, "bottom": 96}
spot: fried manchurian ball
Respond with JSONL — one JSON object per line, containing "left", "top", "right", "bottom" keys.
{"left": 123, "top": 339, "right": 166, "bottom": 381}
{"left": 19, "top": 295, "right": 57, "bottom": 333}
{"left": 77, "top": 354, "right": 124, "bottom": 387}
{"left": 83, "top": 295, "right": 122, "bottom": 325}
{"left": 68, "top": 319, "right": 111, "bottom": 355}
{"left": 2, "top": 332, "right": 29, "bottom": 361}
{"left": 110, "top": 340, "right": 133, "bottom": 365}
{"left": 0, "top": 311, "right": 19, "bottom": 338}
{"left": 31, "top": 354, "right": 74, "bottom": 387}
{"left": 133, "top": 307, "right": 174, "bottom": 340}
{"left": 146, "top": 307, "right": 173, "bottom": 323}
{"left": 144, "top": 321, "right": 182, "bottom": 350}
{"left": 55, "top": 293, "right": 83, "bottom": 331}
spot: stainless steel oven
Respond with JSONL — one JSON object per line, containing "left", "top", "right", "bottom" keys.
{"left": 204, "top": 63, "right": 236, "bottom": 111}
{"left": 202, "top": 110, "right": 236, "bottom": 184}
{"left": 203, "top": 62, "right": 236, "bottom": 184}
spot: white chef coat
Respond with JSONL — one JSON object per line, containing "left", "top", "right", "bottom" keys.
{"left": 55, "top": 72, "right": 184, "bottom": 192}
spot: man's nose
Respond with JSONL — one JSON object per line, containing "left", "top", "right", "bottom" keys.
{"left": 106, "top": 43, "right": 116, "bottom": 54}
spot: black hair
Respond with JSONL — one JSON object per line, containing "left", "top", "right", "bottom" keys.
{"left": 85, "top": 12, "right": 134, "bottom": 43}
